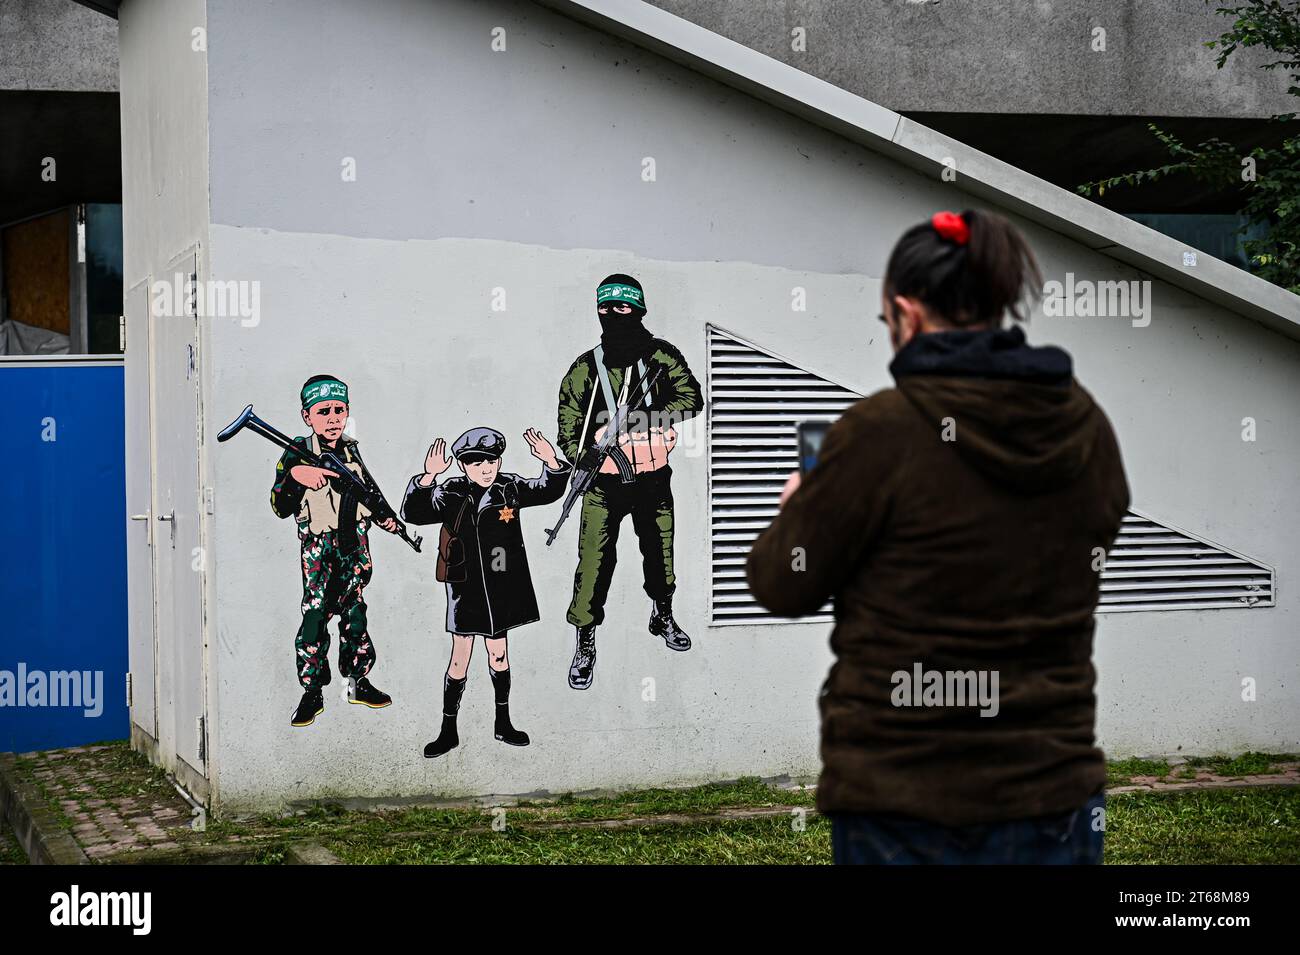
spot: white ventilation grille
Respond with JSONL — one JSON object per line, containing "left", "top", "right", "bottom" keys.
{"left": 708, "top": 325, "right": 859, "bottom": 625}
{"left": 1099, "top": 511, "right": 1274, "bottom": 612}
{"left": 705, "top": 324, "right": 1275, "bottom": 624}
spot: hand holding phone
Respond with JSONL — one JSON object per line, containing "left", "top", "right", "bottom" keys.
{"left": 797, "top": 420, "right": 831, "bottom": 474}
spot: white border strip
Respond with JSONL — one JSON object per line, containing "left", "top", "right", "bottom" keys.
{"left": 0, "top": 355, "right": 124, "bottom": 367}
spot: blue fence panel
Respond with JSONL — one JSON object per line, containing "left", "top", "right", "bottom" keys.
{"left": 0, "top": 362, "right": 128, "bottom": 752}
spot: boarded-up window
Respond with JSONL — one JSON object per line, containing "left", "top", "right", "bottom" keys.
{"left": 2, "top": 209, "right": 71, "bottom": 335}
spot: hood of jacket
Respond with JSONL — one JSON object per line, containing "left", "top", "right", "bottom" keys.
{"left": 889, "top": 324, "right": 1103, "bottom": 492}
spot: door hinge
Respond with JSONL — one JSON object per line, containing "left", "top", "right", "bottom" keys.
{"left": 118, "top": 315, "right": 126, "bottom": 352}
{"left": 188, "top": 271, "right": 198, "bottom": 319}
{"left": 197, "top": 715, "right": 206, "bottom": 763}
{"left": 126, "top": 672, "right": 133, "bottom": 707}
{"left": 204, "top": 486, "right": 215, "bottom": 514}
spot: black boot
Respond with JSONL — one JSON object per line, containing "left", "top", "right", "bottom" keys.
{"left": 568, "top": 625, "right": 597, "bottom": 690}
{"left": 349, "top": 677, "right": 392, "bottom": 708}
{"left": 649, "top": 597, "right": 691, "bottom": 651}
{"left": 291, "top": 687, "right": 324, "bottom": 727}
{"left": 490, "top": 668, "right": 530, "bottom": 747}
{"left": 423, "top": 674, "right": 466, "bottom": 758}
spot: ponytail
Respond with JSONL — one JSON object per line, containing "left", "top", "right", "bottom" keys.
{"left": 883, "top": 209, "right": 1043, "bottom": 327}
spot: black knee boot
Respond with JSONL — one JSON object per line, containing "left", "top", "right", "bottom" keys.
{"left": 490, "top": 668, "right": 529, "bottom": 747}
{"left": 424, "top": 674, "right": 466, "bottom": 758}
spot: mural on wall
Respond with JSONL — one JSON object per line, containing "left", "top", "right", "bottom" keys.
{"left": 216, "top": 377, "right": 422, "bottom": 728}
{"left": 213, "top": 275, "right": 704, "bottom": 749}
{"left": 401, "top": 427, "right": 571, "bottom": 758}
{"left": 551, "top": 274, "right": 704, "bottom": 690}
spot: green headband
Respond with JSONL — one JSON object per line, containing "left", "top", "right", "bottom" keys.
{"left": 301, "top": 379, "right": 348, "bottom": 409}
{"left": 596, "top": 283, "right": 645, "bottom": 310}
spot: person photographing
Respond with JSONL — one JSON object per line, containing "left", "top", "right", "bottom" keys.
{"left": 747, "top": 210, "right": 1130, "bottom": 864}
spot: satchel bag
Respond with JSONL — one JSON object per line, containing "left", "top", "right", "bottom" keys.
{"left": 436, "top": 497, "right": 472, "bottom": 583}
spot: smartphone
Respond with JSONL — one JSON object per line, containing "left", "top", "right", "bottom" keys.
{"left": 797, "top": 420, "right": 831, "bottom": 474}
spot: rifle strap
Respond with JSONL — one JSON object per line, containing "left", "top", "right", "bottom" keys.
{"left": 451, "top": 496, "right": 470, "bottom": 534}
{"left": 593, "top": 347, "right": 652, "bottom": 476}
{"left": 592, "top": 346, "right": 619, "bottom": 426}
{"left": 592, "top": 346, "right": 652, "bottom": 423}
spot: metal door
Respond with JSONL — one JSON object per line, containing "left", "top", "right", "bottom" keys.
{"left": 125, "top": 280, "right": 157, "bottom": 738}
{"left": 149, "top": 254, "right": 208, "bottom": 775}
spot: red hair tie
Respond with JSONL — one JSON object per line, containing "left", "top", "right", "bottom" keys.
{"left": 931, "top": 211, "right": 970, "bottom": 245}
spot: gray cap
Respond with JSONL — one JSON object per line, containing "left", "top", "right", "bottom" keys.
{"left": 452, "top": 427, "right": 506, "bottom": 463}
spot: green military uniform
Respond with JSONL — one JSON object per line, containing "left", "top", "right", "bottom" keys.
{"left": 270, "top": 434, "right": 378, "bottom": 690}
{"left": 557, "top": 339, "right": 702, "bottom": 627}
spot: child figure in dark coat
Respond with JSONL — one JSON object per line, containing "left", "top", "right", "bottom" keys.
{"left": 401, "top": 426, "right": 571, "bottom": 758}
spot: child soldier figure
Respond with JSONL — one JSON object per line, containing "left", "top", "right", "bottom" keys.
{"left": 401, "top": 427, "right": 571, "bottom": 758}
{"left": 271, "top": 375, "right": 401, "bottom": 727}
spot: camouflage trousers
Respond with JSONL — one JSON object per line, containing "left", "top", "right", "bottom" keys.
{"left": 295, "top": 520, "right": 376, "bottom": 690}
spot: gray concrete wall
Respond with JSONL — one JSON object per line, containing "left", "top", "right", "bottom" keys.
{"left": 647, "top": 0, "right": 1298, "bottom": 118}
{"left": 0, "top": 1, "right": 121, "bottom": 226}
{"left": 194, "top": 0, "right": 1299, "bottom": 809}
{"left": 117, "top": 0, "right": 208, "bottom": 290}
{"left": 0, "top": 0, "right": 117, "bottom": 92}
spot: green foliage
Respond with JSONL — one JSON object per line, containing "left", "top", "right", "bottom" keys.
{"left": 1078, "top": 1, "right": 1300, "bottom": 294}
{"left": 1206, "top": 0, "right": 1300, "bottom": 93}
{"left": 0, "top": 821, "right": 29, "bottom": 866}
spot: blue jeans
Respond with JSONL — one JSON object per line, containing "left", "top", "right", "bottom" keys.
{"left": 830, "top": 793, "right": 1104, "bottom": 865}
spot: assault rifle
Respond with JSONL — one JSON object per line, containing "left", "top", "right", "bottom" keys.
{"left": 217, "top": 404, "right": 423, "bottom": 553}
{"left": 545, "top": 365, "right": 663, "bottom": 546}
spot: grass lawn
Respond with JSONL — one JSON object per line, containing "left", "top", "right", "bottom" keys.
{"left": 322, "top": 785, "right": 1300, "bottom": 865}
{"left": 330, "top": 815, "right": 830, "bottom": 865}
{"left": 1103, "top": 786, "right": 1300, "bottom": 864}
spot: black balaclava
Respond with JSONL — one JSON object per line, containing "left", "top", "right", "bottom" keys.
{"left": 596, "top": 273, "right": 654, "bottom": 367}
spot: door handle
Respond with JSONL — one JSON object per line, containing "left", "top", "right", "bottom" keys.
{"left": 157, "top": 511, "right": 175, "bottom": 522}
{"left": 130, "top": 514, "right": 150, "bottom": 521}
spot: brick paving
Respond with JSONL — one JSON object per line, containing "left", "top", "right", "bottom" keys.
{"left": 14, "top": 743, "right": 196, "bottom": 861}
{"left": 1110, "top": 761, "right": 1300, "bottom": 795}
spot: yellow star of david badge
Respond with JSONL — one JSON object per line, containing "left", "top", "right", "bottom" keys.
{"left": 498, "top": 506, "right": 515, "bottom": 523}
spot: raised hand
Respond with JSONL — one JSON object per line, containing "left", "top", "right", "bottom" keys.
{"left": 419, "top": 438, "right": 453, "bottom": 487}
{"left": 523, "top": 428, "right": 561, "bottom": 470}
